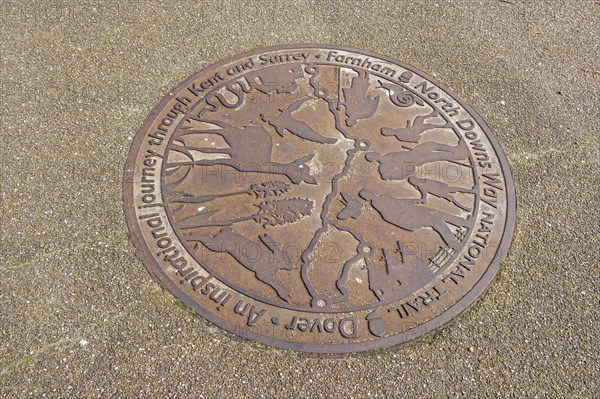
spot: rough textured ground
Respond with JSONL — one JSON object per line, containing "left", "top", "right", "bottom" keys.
{"left": 1, "top": 1, "right": 598, "bottom": 398}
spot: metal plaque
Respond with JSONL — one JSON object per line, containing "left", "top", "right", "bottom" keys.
{"left": 123, "top": 45, "right": 516, "bottom": 353}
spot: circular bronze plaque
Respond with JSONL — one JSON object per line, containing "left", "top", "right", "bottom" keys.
{"left": 123, "top": 45, "right": 516, "bottom": 353}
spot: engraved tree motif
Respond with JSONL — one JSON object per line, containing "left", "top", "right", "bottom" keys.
{"left": 177, "top": 198, "right": 313, "bottom": 229}
{"left": 255, "top": 198, "right": 314, "bottom": 227}
{"left": 168, "top": 181, "right": 291, "bottom": 204}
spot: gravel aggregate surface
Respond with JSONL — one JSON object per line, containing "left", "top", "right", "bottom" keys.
{"left": 1, "top": 1, "right": 598, "bottom": 398}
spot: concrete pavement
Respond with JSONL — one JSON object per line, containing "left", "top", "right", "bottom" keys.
{"left": 1, "top": 1, "right": 598, "bottom": 397}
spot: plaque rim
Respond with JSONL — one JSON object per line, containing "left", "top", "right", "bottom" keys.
{"left": 123, "top": 44, "right": 517, "bottom": 353}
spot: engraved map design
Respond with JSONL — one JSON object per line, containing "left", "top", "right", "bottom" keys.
{"left": 160, "top": 61, "right": 479, "bottom": 312}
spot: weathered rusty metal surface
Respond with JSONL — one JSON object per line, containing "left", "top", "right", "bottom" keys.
{"left": 123, "top": 45, "right": 516, "bottom": 353}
